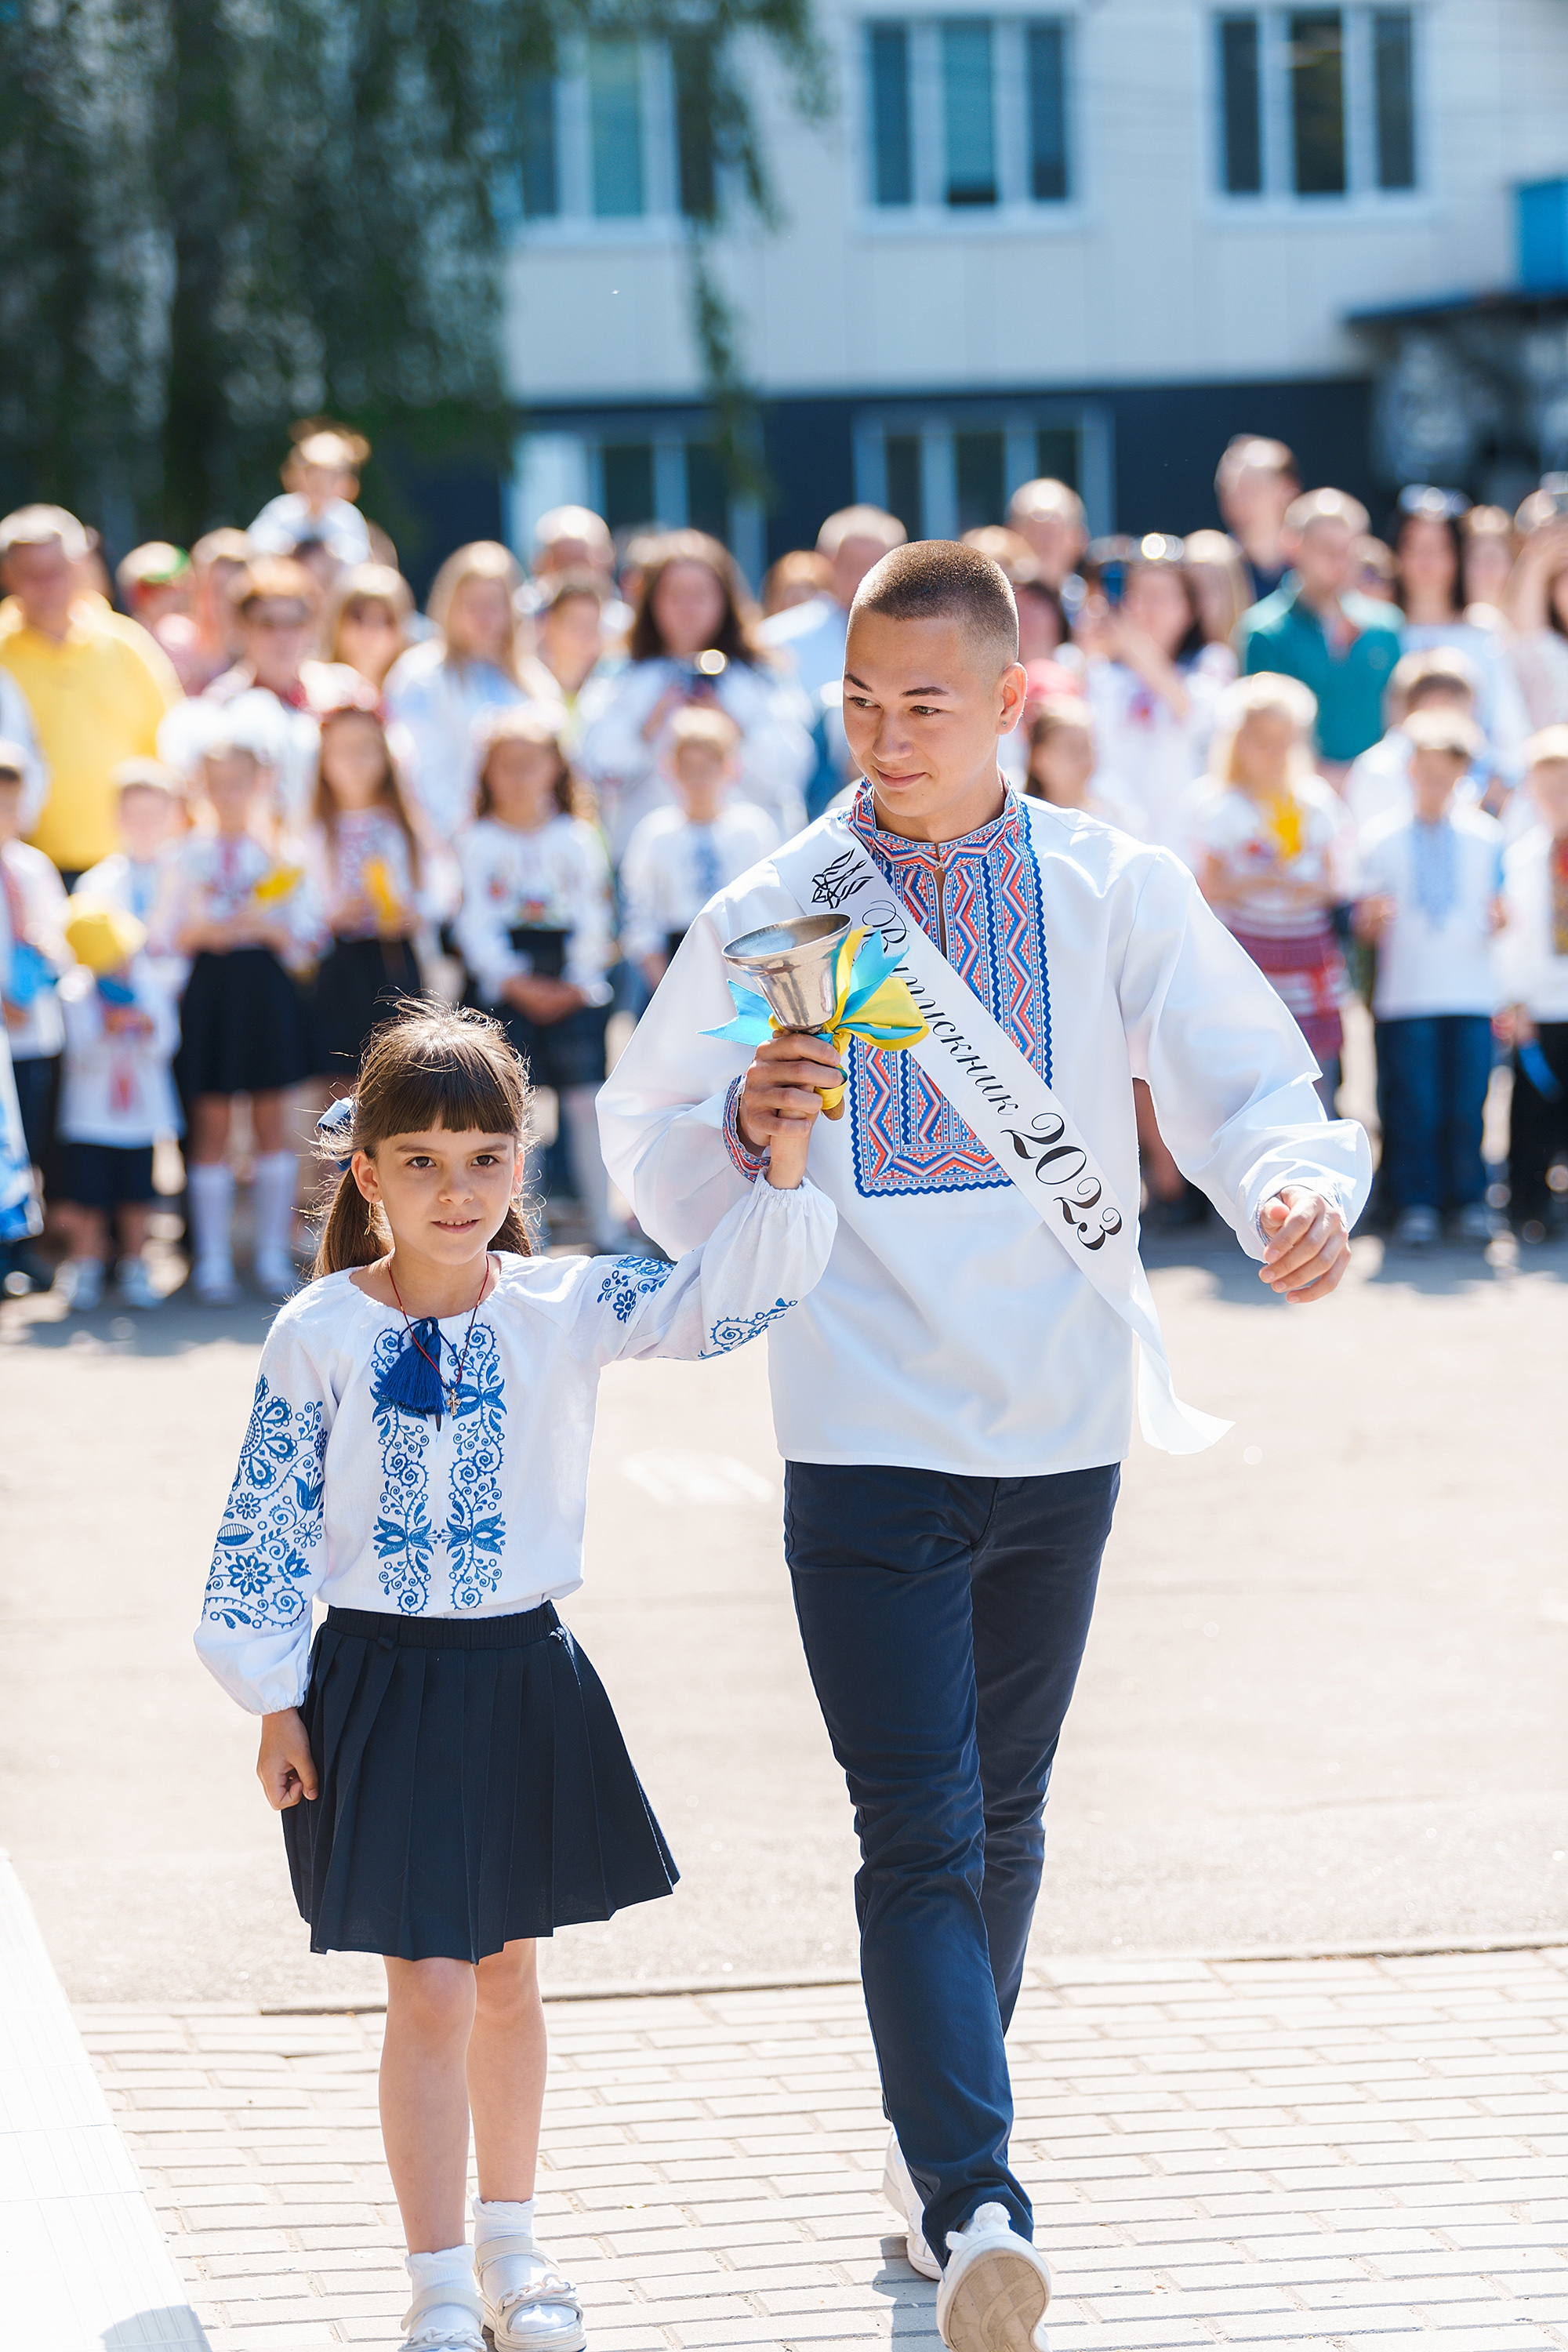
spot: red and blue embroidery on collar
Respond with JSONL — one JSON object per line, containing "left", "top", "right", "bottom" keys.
{"left": 843, "top": 787, "right": 1053, "bottom": 1200}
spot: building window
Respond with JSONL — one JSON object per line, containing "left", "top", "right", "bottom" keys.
{"left": 1372, "top": 9, "right": 1415, "bottom": 190}
{"left": 588, "top": 40, "right": 644, "bottom": 217}
{"left": 1214, "top": 7, "right": 1417, "bottom": 201}
{"left": 853, "top": 405, "right": 1112, "bottom": 540}
{"left": 520, "top": 76, "right": 559, "bottom": 219}
{"left": 866, "top": 17, "right": 1073, "bottom": 211}
{"left": 511, "top": 427, "right": 765, "bottom": 588}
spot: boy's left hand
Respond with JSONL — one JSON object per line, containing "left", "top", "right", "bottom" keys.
{"left": 1259, "top": 1185, "right": 1351, "bottom": 1301}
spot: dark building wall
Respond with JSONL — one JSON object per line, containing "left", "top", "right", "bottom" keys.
{"left": 758, "top": 376, "right": 1376, "bottom": 556}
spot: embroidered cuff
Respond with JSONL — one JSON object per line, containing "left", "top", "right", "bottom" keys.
{"left": 723, "top": 1076, "right": 768, "bottom": 1183}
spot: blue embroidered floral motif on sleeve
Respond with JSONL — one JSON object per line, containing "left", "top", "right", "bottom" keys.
{"left": 597, "top": 1254, "right": 674, "bottom": 1324}
{"left": 701, "top": 1297, "right": 797, "bottom": 1356}
{"left": 445, "top": 1323, "right": 507, "bottom": 1608}
{"left": 202, "top": 1374, "right": 326, "bottom": 1631}
{"left": 371, "top": 1327, "right": 435, "bottom": 1612}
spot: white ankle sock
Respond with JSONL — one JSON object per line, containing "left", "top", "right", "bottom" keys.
{"left": 408, "top": 2245, "right": 472, "bottom": 2290}
{"left": 251, "top": 1149, "right": 298, "bottom": 1259}
{"left": 187, "top": 1163, "right": 234, "bottom": 1269}
{"left": 474, "top": 2194, "right": 535, "bottom": 2239}
{"left": 405, "top": 2241, "right": 477, "bottom": 2336}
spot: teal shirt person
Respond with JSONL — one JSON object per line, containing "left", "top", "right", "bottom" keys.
{"left": 1240, "top": 581, "right": 1403, "bottom": 764}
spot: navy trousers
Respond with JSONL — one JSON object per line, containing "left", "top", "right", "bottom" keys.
{"left": 1375, "top": 1013, "right": 1494, "bottom": 1212}
{"left": 783, "top": 1459, "right": 1120, "bottom": 2259}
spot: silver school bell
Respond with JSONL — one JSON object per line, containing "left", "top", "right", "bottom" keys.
{"left": 722, "top": 912, "right": 851, "bottom": 1121}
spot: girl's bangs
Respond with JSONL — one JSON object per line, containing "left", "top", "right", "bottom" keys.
{"left": 369, "top": 1040, "right": 524, "bottom": 1141}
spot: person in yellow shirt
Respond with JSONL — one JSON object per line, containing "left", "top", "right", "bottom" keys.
{"left": 0, "top": 506, "right": 183, "bottom": 881}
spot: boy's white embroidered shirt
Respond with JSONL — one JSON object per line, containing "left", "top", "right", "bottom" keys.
{"left": 1357, "top": 805, "right": 1505, "bottom": 1018}
{"left": 194, "top": 1174, "right": 836, "bottom": 1714}
{"left": 57, "top": 956, "right": 182, "bottom": 1144}
{"left": 453, "top": 814, "right": 615, "bottom": 1004}
{"left": 619, "top": 803, "right": 781, "bottom": 962}
{"left": 1497, "top": 825, "right": 1568, "bottom": 1020}
{"left": 600, "top": 787, "right": 1371, "bottom": 1481}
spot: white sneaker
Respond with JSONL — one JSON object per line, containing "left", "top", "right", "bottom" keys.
{"left": 936, "top": 2202, "right": 1051, "bottom": 2352}
{"left": 253, "top": 1246, "right": 299, "bottom": 1300}
{"left": 883, "top": 2130, "right": 941, "bottom": 2280}
{"left": 474, "top": 2227, "right": 585, "bottom": 2350}
{"left": 54, "top": 1258, "right": 104, "bottom": 1312}
{"left": 1392, "top": 1205, "right": 1441, "bottom": 1248}
{"left": 192, "top": 1257, "right": 238, "bottom": 1304}
{"left": 115, "top": 1256, "right": 162, "bottom": 1308}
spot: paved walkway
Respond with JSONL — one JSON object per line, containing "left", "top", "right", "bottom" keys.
{"left": 81, "top": 1944, "right": 1568, "bottom": 2351}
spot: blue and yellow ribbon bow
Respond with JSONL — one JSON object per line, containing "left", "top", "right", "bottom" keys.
{"left": 703, "top": 925, "right": 928, "bottom": 1116}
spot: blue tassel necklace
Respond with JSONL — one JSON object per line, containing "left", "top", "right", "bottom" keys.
{"left": 376, "top": 1255, "right": 493, "bottom": 1430}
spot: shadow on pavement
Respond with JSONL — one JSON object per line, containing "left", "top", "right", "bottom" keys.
{"left": 1, "top": 1288, "right": 282, "bottom": 1357}
{"left": 1141, "top": 1217, "right": 1568, "bottom": 1303}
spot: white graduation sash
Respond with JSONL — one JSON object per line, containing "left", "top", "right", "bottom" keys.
{"left": 766, "top": 809, "right": 1231, "bottom": 1455}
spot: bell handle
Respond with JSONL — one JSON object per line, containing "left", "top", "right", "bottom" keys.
{"left": 778, "top": 1020, "right": 847, "bottom": 1122}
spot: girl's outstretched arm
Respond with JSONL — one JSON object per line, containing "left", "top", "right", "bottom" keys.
{"left": 573, "top": 1162, "right": 837, "bottom": 1368}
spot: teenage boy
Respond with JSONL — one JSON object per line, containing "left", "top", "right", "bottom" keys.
{"left": 601, "top": 542, "right": 1368, "bottom": 2352}
{"left": 1240, "top": 490, "right": 1403, "bottom": 779}
{"left": 1355, "top": 710, "right": 1504, "bottom": 1247}
{"left": 1498, "top": 726, "right": 1568, "bottom": 1241}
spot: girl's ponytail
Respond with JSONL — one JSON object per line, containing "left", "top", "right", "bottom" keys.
{"left": 314, "top": 1167, "right": 387, "bottom": 1278}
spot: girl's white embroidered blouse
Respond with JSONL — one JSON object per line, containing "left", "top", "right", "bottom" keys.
{"left": 194, "top": 1175, "right": 837, "bottom": 1715}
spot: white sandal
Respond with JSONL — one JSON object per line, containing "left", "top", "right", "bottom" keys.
{"left": 474, "top": 2228, "right": 586, "bottom": 2352}
{"left": 401, "top": 2274, "right": 487, "bottom": 2351}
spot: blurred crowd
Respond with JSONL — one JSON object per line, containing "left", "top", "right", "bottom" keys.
{"left": 2, "top": 418, "right": 1568, "bottom": 1309}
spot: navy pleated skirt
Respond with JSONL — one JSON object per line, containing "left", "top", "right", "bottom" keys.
{"left": 282, "top": 1602, "right": 678, "bottom": 1962}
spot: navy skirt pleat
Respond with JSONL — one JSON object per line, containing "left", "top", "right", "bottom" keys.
{"left": 282, "top": 1604, "right": 677, "bottom": 1962}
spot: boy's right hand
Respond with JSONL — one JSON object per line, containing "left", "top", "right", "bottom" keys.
{"left": 257, "top": 1708, "right": 318, "bottom": 1809}
{"left": 739, "top": 1032, "right": 843, "bottom": 1155}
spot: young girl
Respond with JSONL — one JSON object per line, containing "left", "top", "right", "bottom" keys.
{"left": 1080, "top": 542, "right": 1224, "bottom": 854}
{"left": 454, "top": 710, "right": 620, "bottom": 1250}
{"left": 1191, "top": 672, "right": 1352, "bottom": 1108}
{"left": 1022, "top": 700, "right": 1140, "bottom": 833}
{"left": 193, "top": 1004, "right": 833, "bottom": 2352}
{"left": 156, "top": 738, "right": 320, "bottom": 1301}
{"left": 305, "top": 705, "right": 427, "bottom": 1083}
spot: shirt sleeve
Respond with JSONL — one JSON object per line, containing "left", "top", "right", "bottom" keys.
{"left": 568, "top": 1172, "right": 837, "bottom": 1367}
{"left": 597, "top": 900, "right": 774, "bottom": 1254}
{"left": 1119, "top": 848, "right": 1372, "bottom": 1258}
{"left": 453, "top": 828, "right": 520, "bottom": 1003}
{"left": 193, "top": 1312, "right": 332, "bottom": 1714}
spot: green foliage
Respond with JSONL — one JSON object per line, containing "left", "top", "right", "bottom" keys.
{"left": 0, "top": 0, "right": 826, "bottom": 544}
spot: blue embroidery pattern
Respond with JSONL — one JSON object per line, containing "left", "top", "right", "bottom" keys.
{"left": 701, "top": 1297, "right": 796, "bottom": 1356}
{"left": 371, "top": 1326, "right": 435, "bottom": 1613}
{"left": 444, "top": 1322, "right": 507, "bottom": 1607}
{"left": 597, "top": 1254, "right": 674, "bottom": 1324}
{"left": 848, "top": 793, "right": 1053, "bottom": 1202}
{"left": 203, "top": 1375, "right": 325, "bottom": 1630}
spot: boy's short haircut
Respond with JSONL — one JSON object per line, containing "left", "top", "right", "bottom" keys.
{"left": 817, "top": 506, "right": 906, "bottom": 561}
{"left": 0, "top": 502, "right": 89, "bottom": 564}
{"left": 233, "top": 556, "right": 317, "bottom": 615}
{"left": 668, "top": 705, "right": 741, "bottom": 760}
{"left": 111, "top": 757, "right": 185, "bottom": 800}
{"left": 200, "top": 739, "right": 263, "bottom": 771}
{"left": 1403, "top": 708, "right": 1483, "bottom": 764}
{"left": 1285, "top": 488, "right": 1370, "bottom": 539}
{"left": 850, "top": 540, "right": 1020, "bottom": 673}
{"left": 117, "top": 541, "right": 191, "bottom": 598}
{"left": 1215, "top": 436, "right": 1298, "bottom": 498}
{"left": 1007, "top": 477, "right": 1087, "bottom": 531}
{"left": 192, "top": 528, "right": 252, "bottom": 569}
{"left": 539, "top": 568, "right": 606, "bottom": 612}
{"left": 1389, "top": 646, "right": 1479, "bottom": 715}
{"left": 1526, "top": 724, "right": 1568, "bottom": 771}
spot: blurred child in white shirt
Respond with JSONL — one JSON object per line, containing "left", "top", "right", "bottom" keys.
{"left": 620, "top": 706, "right": 779, "bottom": 993}
{"left": 1021, "top": 700, "right": 1141, "bottom": 834}
{"left": 53, "top": 902, "right": 182, "bottom": 1311}
{"left": 0, "top": 744, "right": 69, "bottom": 1184}
{"left": 1355, "top": 710, "right": 1504, "bottom": 1247}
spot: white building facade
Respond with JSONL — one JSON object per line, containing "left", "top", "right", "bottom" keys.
{"left": 502, "top": 0, "right": 1568, "bottom": 568}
